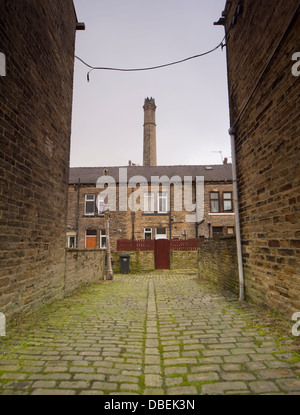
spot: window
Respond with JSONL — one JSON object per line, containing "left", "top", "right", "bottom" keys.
{"left": 223, "top": 192, "right": 233, "bottom": 212}
{"left": 158, "top": 192, "right": 168, "bottom": 213}
{"left": 97, "top": 195, "right": 105, "bottom": 214}
{"left": 156, "top": 228, "right": 167, "bottom": 240}
{"left": 100, "top": 229, "right": 106, "bottom": 248}
{"left": 144, "top": 227, "right": 153, "bottom": 240}
{"left": 212, "top": 227, "right": 223, "bottom": 238}
{"left": 85, "top": 194, "right": 95, "bottom": 216}
{"left": 144, "top": 193, "right": 154, "bottom": 213}
{"left": 85, "top": 230, "right": 97, "bottom": 248}
{"left": 227, "top": 227, "right": 235, "bottom": 235}
{"left": 86, "top": 230, "right": 97, "bottom": 236}
{"left": 210, "top": 192, "right": 220, "bottom": 213}
{"left": 68, "top": 235, "right": 76, "bottom": 248}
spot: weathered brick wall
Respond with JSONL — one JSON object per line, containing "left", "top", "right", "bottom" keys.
{"left": 0, "top": 1, "right": 77, "bottom": 321}
{"left": 225, "top": 0, "right": 300, "bottom": 316}
{"left": 65, "top": 249, "right": 105, "bottom": 296}
{"left": 170, "top": 251, "right": 198, "bottom": 270}
{"left": 198, "top": 237, "right": 239, "bottom": 296}
{"left": 112, "top": 251, "right": 155, "bottom": 274}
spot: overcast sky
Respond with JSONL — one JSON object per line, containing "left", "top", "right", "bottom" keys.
{"left": 71, "top": 0, "right": 229, "bottom": 168}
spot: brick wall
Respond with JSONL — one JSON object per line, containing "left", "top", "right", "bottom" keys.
{"left": 225, "top": 0, "right": 300, "bottom": 316}
{"left": 198, "top": 237, "right": 239, "bottom": 296}
{"left": 65, "top": 249, "right": 105, "bottom": 296}
{"left": 0, "top": 1, "right": 77, "bottom": 321}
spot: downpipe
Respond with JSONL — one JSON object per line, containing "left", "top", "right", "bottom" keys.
{"left": 229, "top": 127, "right": 245, "bottom": 302}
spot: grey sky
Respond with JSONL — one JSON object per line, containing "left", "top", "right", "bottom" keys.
{"left": 71, "top": 0, "right": 229, "bottom": 168}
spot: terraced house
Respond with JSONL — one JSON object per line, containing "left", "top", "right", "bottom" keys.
{"left": 67, "top": 98, "right": 235, "bottom": 257}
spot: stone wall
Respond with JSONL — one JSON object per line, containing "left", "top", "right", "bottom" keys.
{"left": 198, "top": 237, "right": 239, "bottom": 296}
{"left": 65, "top": 249, "right": 105, "bottom": 296}
{"left": 225, "top": 0, "right": 300, "bottom": 317}
{"left": 112, "top": 251, "right": 155, "bottom": 274}
{"left": 112, "top": 250, "right": 198, "bottom": 273}
{"left": 0, "top": 1, "right": 77, "bottom": 321}
{"left": 170, "top": 251, "right": 198, "bottom": 270}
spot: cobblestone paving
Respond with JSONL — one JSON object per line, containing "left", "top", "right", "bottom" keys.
{"left": 1, "top": 273, "right": 300, "bottom": 395}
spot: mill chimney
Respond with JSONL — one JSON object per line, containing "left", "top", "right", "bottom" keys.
{"left": 143, "top": 97, "right": 157, "bottom": 166}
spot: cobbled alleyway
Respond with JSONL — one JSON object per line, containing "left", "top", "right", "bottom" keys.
{"left": 0, "top": 273, "right": 300, "bottom": 395}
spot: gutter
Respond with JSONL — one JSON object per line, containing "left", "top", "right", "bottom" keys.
{"left": 229, "top": 127, "right": 245, "bottom": 302}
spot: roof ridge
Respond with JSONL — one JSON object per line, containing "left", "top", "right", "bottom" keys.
{"left": 69, "top": 164, "right": 232, "bottom": 169}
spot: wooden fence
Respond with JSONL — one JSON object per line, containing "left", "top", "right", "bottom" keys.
{"left": 116, "top": 238, "right": 203, "bottom": 252}
{"left": 117, "top": 239, "right": 155, "bottom": 252}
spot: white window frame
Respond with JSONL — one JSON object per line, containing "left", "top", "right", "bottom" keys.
{"left": 100, "top": 229, "right": 107, "bottom": 249}
{"left": 85, "top": 194, "right": 95, "bottom": 216}
{"left": 144, "top": 227, "right": 153, "bottom": 239}
{"left": 157, "top": 192, "right": 168, "bottom": 213}
{"left": 155, "top": 227, "right": 168, "bottom": 240}
{"left": 67, "top": 235, "right": 76, "bottom": 248}
{"left": 144, "top": 192, "right": 155, "bottom": 213}
{"left": 97, "top": 195, "right": 105, "bottom": 215}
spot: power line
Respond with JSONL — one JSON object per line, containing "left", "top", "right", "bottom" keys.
{"left": 75, "top": 36, "right": 226, "bottom": 81}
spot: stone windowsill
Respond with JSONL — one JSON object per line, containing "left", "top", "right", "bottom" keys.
{"left": 82, "top": 214, "right": 105, "bottom": 218}
{"left": 142, "top": 213, "right": 169, "bottom": 216}
{"left": 208, "top": 213, "right": 235, "bottom": 216}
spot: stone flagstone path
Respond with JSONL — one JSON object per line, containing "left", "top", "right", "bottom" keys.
{"left": 0, "top": 273, "right": 300, "bottom": 395}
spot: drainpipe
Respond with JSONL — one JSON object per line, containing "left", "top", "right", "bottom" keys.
{"left": 105, "top": 210, "right": 113, "bottom": 280}
{"left": 169, "top": 187, "right": 172, "bottom": 240}
{"left": 229, "top": 127, "right": 245, "bottom": 302}
{"left": 131, "top": 188, "right": 135, "bottom": 241}
{"left": 75, "top": 178, "right": 80, "bottom": 248}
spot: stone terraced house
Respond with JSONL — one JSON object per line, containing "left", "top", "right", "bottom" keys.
{"left": 67, "top": 99, "right": 235, "bottom": 262}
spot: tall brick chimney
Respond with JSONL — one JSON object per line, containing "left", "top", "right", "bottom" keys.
{"left": 143, "top": 97, "right": 157, "bottom": 166}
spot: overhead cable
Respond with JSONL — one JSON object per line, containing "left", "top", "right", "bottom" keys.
{"left": 75, "top": 36, "right": 226, "bottom": 81}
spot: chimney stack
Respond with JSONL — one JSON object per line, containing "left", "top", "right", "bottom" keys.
{"left": 143, "top": 97, "right": 157, "bottom": 166}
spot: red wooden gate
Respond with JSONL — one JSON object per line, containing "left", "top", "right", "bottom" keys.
{"left": 155, "top": 239, "right": 170, "bottom": 270}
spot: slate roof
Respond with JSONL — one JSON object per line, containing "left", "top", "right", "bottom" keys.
{"left": 69, "top": 164, "right": 233, "bottom": 185}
